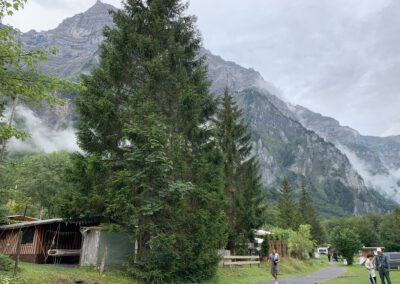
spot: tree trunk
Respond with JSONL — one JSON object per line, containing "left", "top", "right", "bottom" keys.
{"left": 0, "top": 95, "right": 18, "bottom": 161}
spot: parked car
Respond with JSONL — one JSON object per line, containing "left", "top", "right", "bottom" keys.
{"left": 385, "top": 252, "right": 400, "bottom": 270}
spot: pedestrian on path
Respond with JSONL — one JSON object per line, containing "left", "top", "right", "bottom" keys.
{"left": 374, "top": 248, "right": 392, "bottom": 284}
{"left": 269, "top": 249, "right": 279, "bottom": 284}
{"left": 365, "top": 254, "right": 377, "bottom": 284}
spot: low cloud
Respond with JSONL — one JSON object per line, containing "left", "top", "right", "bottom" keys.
{"left": 337, "top": 144, "right": 400, "bottom": 201}
{"left": 7, "top": 106, "right": 79, "bottom": 154}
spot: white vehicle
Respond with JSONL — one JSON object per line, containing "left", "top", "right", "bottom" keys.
{"left": 317, "top": 247, "right": 328, "bottom": 255}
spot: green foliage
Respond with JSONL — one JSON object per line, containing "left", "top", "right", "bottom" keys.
{"left": 277, "top": 178, "right": 298, "bottom": 230}
{"left": 0, "top": 0, "right": 75, "bottom": 159}
{"left": 288, "top": 224, "right": 315, "bottom": 259}
{"left": 215, "top": 88, "right": 265, "bottom": 252}
{"left": 62, "top": 0, "right": 228, "bottom": 282}
{"left": 0, "top": 253, "right": 13, "bottom": 271}
{"left": 0, "top": 152, "right": 72, "bottom": 217}
{"left": 298, "top": 185, "right": 325, "bottom": 244}
{"left": 378, "top": 207, "right": 400, "bottom": 251}
{"left": 330, "top": 227, "right": 361, "bottom": 265}
{"left": 261, "top": 235, "right": 270, "bottom": 257}
{"left": 322, "top": 210, "right": 400, "bottom": 251}
{"left": 0, "top": 0, "right": 26, "bottom": 17}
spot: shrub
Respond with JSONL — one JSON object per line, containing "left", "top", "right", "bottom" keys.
{"left": 330, "top": 227, "right": 361, "bottom": 265}
{"left": 288, "top": 224, "right": 315, "bottom": 259}
{"left": 0, "top": 253, "right": 13, "bottom": 271}
{"left": 261, "top": 235, "right": 270, "bottom": 257}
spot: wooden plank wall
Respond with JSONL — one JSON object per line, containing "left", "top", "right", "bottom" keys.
{"left": 0, "top": 228, "right": 40, "bottom": 255}
{"left": 80, "top": 230, "right": 100, "bottom": 266}
{"left": 1, "top": 224, "right": 82, "bottom": 264}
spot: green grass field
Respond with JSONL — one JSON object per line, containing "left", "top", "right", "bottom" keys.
{"left": 0, "top": 258, "right": 328, "bottom": 284}
{"left": 205, "top": 257, "right": 329, "bottom": 284}
{"left": 323, "top": 263, "right": 400, "bottom": 284}
{"left": 0, "top": 262, "right": 135, "bottom": 284}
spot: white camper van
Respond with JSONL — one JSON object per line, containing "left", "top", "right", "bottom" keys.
{"left": 317, "top": 247, "right": 328, "bottom": 255}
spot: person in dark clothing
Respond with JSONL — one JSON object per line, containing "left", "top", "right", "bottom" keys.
{"left": 333, "top": 251, "right": 338, "bottom": 262}
{"left": 327, "top": 252, "right": 331, "bottom": 262}
{"left": 374, "top": 248, "right": 392, "bottom": 284}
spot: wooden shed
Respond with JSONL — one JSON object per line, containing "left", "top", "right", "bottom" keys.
{"left": 0, "top": 219, "right": 82, "bottom": 264}
{"left": 80, "top": 226, "right": 135, "bottom": 268}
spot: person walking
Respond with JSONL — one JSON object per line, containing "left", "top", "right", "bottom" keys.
{"left": 332, "top": 251, "right": 338, "bottom": 262}
{"left": 269, "top": 249, "right": 280, "bottom": 284}
{"left": 374, "top": 248, "right": 392, "bottom": 284}
{"left": 365, "top": 254, "right": 377, "bottom": 284}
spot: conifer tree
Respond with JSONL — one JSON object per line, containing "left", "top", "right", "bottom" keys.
{"left": 298, "top": 185, "right": 324, "bottom": 244}
{"left": 215, "top": 88, "right": 265, "bottom": 253}
{"left": 277, "top": 178, "right": 298, "bottom": 230}
{"left": 64, "top": 1, "right": 227, "bottom": 282}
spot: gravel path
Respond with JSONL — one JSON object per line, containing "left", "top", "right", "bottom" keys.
{"left": 252, "top": 263, "right": 346, "bottom": 284}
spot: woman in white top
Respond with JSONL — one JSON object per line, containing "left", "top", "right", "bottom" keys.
{"left": 365, "top": 254, "right": 377, "bottom": 284}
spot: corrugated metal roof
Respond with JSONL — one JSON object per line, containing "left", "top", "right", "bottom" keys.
{"left": 0, "top": 218, "right": 63, "bottom": 230}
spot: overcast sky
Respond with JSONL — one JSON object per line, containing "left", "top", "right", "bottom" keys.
{"left": 4, "top": 0, "right": 400, "bottom": 137}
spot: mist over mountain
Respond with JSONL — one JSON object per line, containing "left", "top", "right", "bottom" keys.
{"left": 11, "top": 1, "right": 398, "bottom": 216}
{"left": 294, "top": 105, "right": 400, "bottom": 202}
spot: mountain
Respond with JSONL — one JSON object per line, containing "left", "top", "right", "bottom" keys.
{"left": 14, "top": 1, "right": 398, "bottom": 216}
{"left": 294, "top": 105, "right": 400, "bottom": 202}
{"left": 20, "top": 0, "right": 116, "bottom": 79}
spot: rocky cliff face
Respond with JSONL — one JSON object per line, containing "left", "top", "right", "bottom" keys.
{"left": 20, "top": 0, "right": 115, "bottom": 78}
{"left": 15, "top": 1, "right": 398, "bottom": 216}
{"left": 237, "top": 89, "right": 397, "bottom": 216}
{"left": 294, "top": 105, "right": 400, "bottom": 202}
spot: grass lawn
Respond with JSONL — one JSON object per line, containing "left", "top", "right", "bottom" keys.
{"left": 323, "top": 262, "right": 400, "bottom": 284}
{"left": 205, "top": 257, "right": 329, "bottom": 284}
{"left": 1, "top": 262, "right": 135, "bottom": 284}
{"left": 0, "top": 257, "right": 328, "bottom": 284}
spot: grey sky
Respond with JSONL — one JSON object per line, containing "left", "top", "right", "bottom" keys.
{"left": 4, "top": 0, "right": 400, "bottom": 136}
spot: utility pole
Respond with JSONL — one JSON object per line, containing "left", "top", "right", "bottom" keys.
{"left": 13, "top": 205, "right": 27, "bottom": 277}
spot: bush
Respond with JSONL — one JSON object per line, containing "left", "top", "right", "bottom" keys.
{"left": 0, "top": 253, "right": 13, "bottom": 271}
{"left": 261, "top": 235, "right": 270, "bottom": 257}
{"left": 330, "top": 227, "right": 361, "bottom": 265}
{"left": 288, "top": 224, "right": 315, "bottom": 259}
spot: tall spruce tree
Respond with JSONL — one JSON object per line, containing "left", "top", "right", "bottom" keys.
{"left": 298, "top": 185, "right": 324, "bottom": 244}
{"left": 277, "top": 178, "right": 298, "bottom": 230}
{"left": 215, "top": 88, "right": 265, "bottom": 253}
{"left": 65, "top": 1, "right": 227, "bottom": 282}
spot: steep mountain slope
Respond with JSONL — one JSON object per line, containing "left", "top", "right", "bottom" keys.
{"left": 294, "top": 105, "right": 400, "bottom": 202}
{"left": 20, "top": 1, "right": 116, "bottom": 78}
{"left": 238, "top": 89, "right": 396, "bottom": 216}
{"left": 14, "top": 1, "right": 397, "bottom": 216}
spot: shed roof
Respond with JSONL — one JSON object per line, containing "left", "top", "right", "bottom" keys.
{"left": 7, "top": 215, "right": 40, "bottom": 222}
{"left": 0, "top": 218, "right": 63, "bottom": 230}
{"left": 362, "top": 247, "right": 385, "bottom": 250}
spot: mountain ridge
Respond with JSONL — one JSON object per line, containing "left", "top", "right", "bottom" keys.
{"left": 294, "top": 105, "right": 400, "bottom": 201}
{"left": 13, "top": 1, "right": 398, "bottom": 216}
